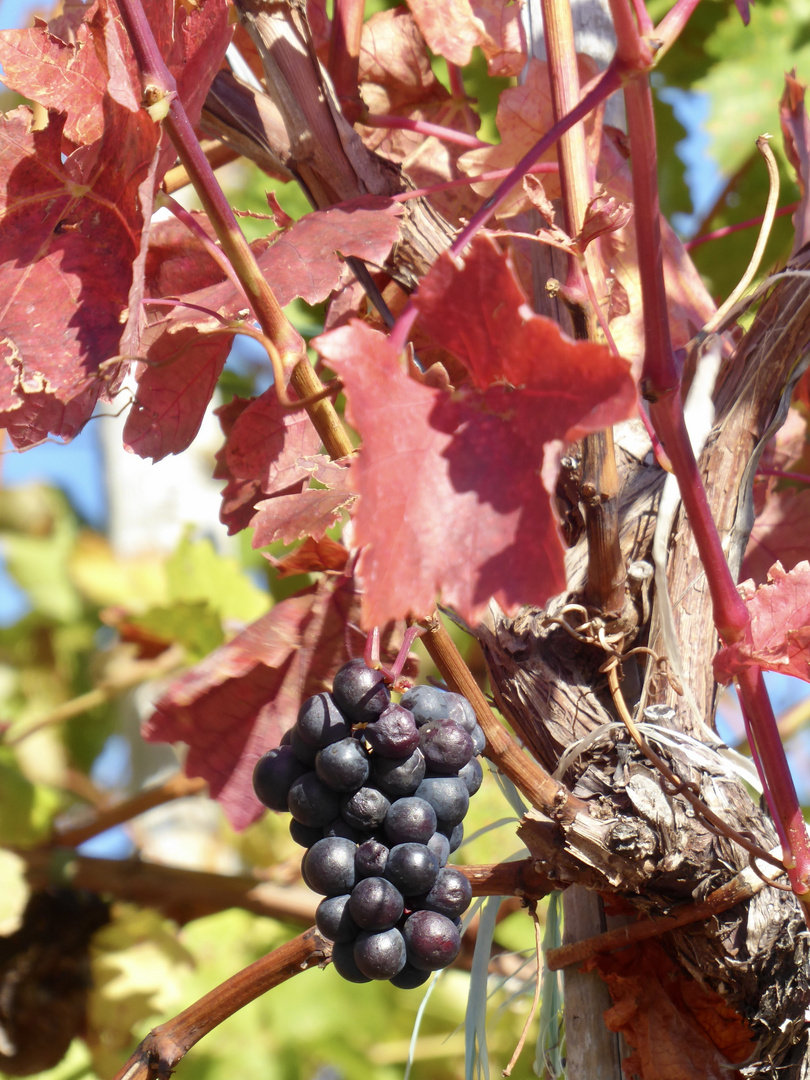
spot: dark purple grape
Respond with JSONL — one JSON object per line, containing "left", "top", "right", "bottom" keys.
{"left": 400, "top": 686, "right": 477, "bottom": 733}
{"left": 332, "top": 940, "right": 371, "bottom": 983}
{"left": 413, "top": 867, "right": 472, "bottom": 919}
{"left": 419, "top": 719, "right": 473, "bottom": 774}
{"left": 316, "top": 894, "right": 360, "bottom": 943}
{"left": 302, "top": 836, "right": 358, "bottom": 896}
{"left": 295, "top": 693, "right": 351, "bottom": 748}
{"left": 365, "top": 703, "right": 420, "bottom": 760}
{"left": 399, "top": 685, "right": 451, "bottom": 726}
{"left": 354, "top": 928, "right": 407, "bottom": 980}
{"left": 426, "top": 831, "right": 450, "bottom": 867}
{"left": 384, "top": 797, "right": 437, "bottom": 846}
{"left": 280, "top": 729, "right": 292, "bottom": 746}
{"left": 252, "top": 746, "right": 308, "bottom": 811}
{"left": 390, "top": 963, "right": 432, "bottom": 989}
{"left": 444, "top": 694, "right": 478, "bottom": 734}
{"left": 469, "top": 723, "right": 486, "bottom": 756}
{"left": 356, "top": 839, "right": 389, "bottom": 879}
{"left": 340, "top": 787, "right": 390, "bottom": 831}
{"left": 403, "top": 910, "right": 461, "bottom": 971}
{"left": 332, "top": 659, "right": 390, "bottom": 724}
{"left": 445, "top": 822, "right": 464, "bottom": 853}
{"left": 287, "top": 772, "right": 340, "bottom": 827}
{"left": 316, "top": 738, "right": 370, "bottom": 792}
{"left": 349, "top": 877, "right": 404, "bottom": 931}
{"left": 415, "top": 776, "right": 469, "bottom": 828}
{"left": 290, "top": 726, "right": 318, "bottom": 765}
{"left": 324, "top": 817, "right": 366, "bottom": 843}
{"left": 372, "top": 747, "right": 426, "bottom": 797}
{"left": 385, "top": 843, "right": 439, "bottom": 894}
{"left": 289, "top": 819, "right": 323, "bottom": 848}
{"left": 458, "top": 757, "right": 483, "bottom": 797}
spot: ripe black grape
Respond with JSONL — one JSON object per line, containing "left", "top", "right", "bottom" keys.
{"left": 332, "top": 658, "right": 390, "bottom": 723}
{"left": 384, "top": 797, "right": 437, "bottom": 845}
{"left": 295, "top": 692, "right": 351, "bottom": 748}
{"left": 355, "top": 839, "right": 389, "bottom": 879}
{"left": 340, "top": 786, "right": 390, "bottom": 831}
{"left": 372, "top": 747, "right": 426, "bottom": 797}
{"left": 426, "top": 831, "right": 450, "bottom": 868}
{"left": 419, "top": 718, "right": 473, "bottom": 774}
{"left": 415, "top": 776, "right": 469, "bottom": 828}
{"left": 403, "top": 910, "right": 461, "bottom": 971}
{"left": 287, "top": 772, "right": 341, "bottom": 827}
{"left": 316, "top": 894, "right": 360, "bottom": 943}
{"left": 354, "top": 928, "right": 407, "bottom": 980}
{"left": 365, "top": 703, "right": 420, "bottom": 759}
{"left": 331, "top": 941, "right": 371, "bottom": 984}
{"left": 348, "top": 877, "right": 404, "bottom": 931}
{"left": 252, "top": 746, "right": 308, "bottom": 812}
{"left": 389, "top": 963, "right": 431, "bottom": 989}
{"left": 289, "top": 819, "right": 323, "bottom": 848}
{"left": 302, "top": 836, "right": 357, "bottom": 895}
{"left": 315, "top": 737, "right": 370, "bottom": 792}
{"left": 414, "top": 867, "right": 473, "bottom": 919}
{"left": 458, "top": 757, "right": 483, "bottom": 796}
{"left": 385, "top": 842, "right": 439, "bottom": 894}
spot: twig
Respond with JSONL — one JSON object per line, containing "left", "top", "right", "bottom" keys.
{"left": 111, "top": 927, "right": 330, "bottom": 1080}
{"left": 702, "top": 136, "right": 780, "bottom": 336}
{"left": 3, "top": 647, "right": 184, "bottom": 747}
{"left": 49, "top": 773, "right": 208, "bottom": 850}
{"left": 416, "top": 612, "right": 586, "bottom": 820}
{"left": 459, "top": 861, "right": 556, "bottom": 899}
{"left": 545, "top": 845, "right": 784, "bottom": 970}
{"left": 24, "top": 850, "right": 320, "bottom": 926}
{"left": 116, "top": 0, "right": 353, "bottom": 462}
{"left": 502, "top": 900, "right": 543, "bottom": 1076}
{"left": 162, "top": 141, "right": 240, "bottom": 193}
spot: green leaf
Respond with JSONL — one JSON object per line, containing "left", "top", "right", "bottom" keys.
{"left": 128, "top": 602, "right": 225, "bottom": 662}
{"left": 166, "top": 534, "right": 268, "bottom": 626}
{"left": 0, "top": 748, "right": 63, "bottom": 846}
{"left": 659, "top": 0, "right": 810, "bottom": 178}
{"left": 0, "top": 486, "right": 82, "bottom": 622}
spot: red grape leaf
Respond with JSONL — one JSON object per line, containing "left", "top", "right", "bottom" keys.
{"left": 780, "top": 71, "right": 810, "bottom": 254}
{"left": 124, "top": 198, "right": 402, "bottom": 459}
{"left": 143, "top": 574, "right": 364, "bottom": 829}
{"left": 414, "top": 235, "right": 635, "bottom": 439}
{"left": 225, "top": 387, "right": 323, "bottom": 491}
{"left": 471, "top": 0, "right": 525, "bottom": 76}
{"left": 713, "top": 561, "right": 810, "bottom": 684}
{"left": 251, "top": 458, "right": 356, "bottom": 546}
{"left": 595, "top": 126, "right": 716, "bottom": 370}
{"left": 0, "top": 7, "right": 130, "bottom": 146}
{"left": 357, "top": 9, "right": 480, "bottom": 223}
{"left": 0, "top": 0, "right": 230, "bottom": 448}
{"left": 742, "top": 486, "right": 810, "bottom": 585}
{"left": 269, "top": 536, "right": 350, "bottom": 577}
{"left": 214, "top": 389, "right": 356, "bottom": 543}
{"left": 459, "top": 58, "right": 601, "bottom": 215}
{"left": 405, "top": 0, "right": 490, "bottom": 66}
{"left": 317, "top": 286, "right": 634, "bottom": 627}
{"left": 123, "top": 320, "right": 235, "bottom": 461}
{"left": 0, "top": 105, "right": 157, "bottom": 447}
{"left": 0, "top": 0, "right": 230, "bottom": 149}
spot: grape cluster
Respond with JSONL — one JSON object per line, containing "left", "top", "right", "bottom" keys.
{"left": 253, "top": 659, "right": 485, "bottom": 986}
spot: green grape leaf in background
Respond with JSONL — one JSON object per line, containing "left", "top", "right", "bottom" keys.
{"left": 0, "top": 748, "right": 63, "bottom": 846}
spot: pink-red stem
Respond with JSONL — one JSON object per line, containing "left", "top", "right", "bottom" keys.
{"left": 614, "top": 0, "right": 810, "bottom": 903}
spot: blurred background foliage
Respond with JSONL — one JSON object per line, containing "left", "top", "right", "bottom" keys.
{"left": 1, "top": 0, "right": 810, "bottom": 1077}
